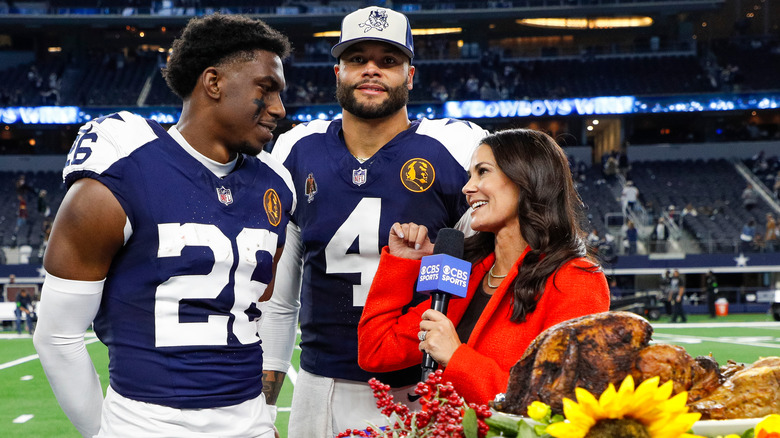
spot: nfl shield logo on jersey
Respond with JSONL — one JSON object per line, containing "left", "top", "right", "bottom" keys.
{"left": 352, "top": 168, "right": 367, "bottom": 186}
{"left": 216, "top": 186, "right": 233, "bottom": 206}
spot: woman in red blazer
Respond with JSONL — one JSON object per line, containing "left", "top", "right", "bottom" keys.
{"left": 358, "top": 128, "right": 610, "bottom": 405}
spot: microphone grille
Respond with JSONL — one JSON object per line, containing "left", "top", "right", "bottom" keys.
{"left": 433, "top": 228, "right": 465, "bottom": 258}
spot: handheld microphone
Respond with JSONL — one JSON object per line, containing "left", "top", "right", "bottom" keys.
{"left": 416, "top": 228, "right": 470, "bottom": 381}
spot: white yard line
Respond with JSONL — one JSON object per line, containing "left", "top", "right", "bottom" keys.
{"left": 12, "top": 414, "right": 34, "bottom": 424}
{"left": 285, "top": 328, "right": 302, "bottom": 386}
{"left": 287, "top": 365, "right": 298, "bottom": 385}
{"left": 653, "top": 321, "right": 780, "bottom": 329}
{"left": 0, "top": 337, "right": 101, "bottom": 370}
{"left": 652, "top": 332, "right": 780, "bottom": 349}
{"left": 652, "top": 321, "right": 780, "bottom": 348}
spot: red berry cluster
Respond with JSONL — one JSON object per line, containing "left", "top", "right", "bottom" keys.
{"left": 336, "top": 370, "right": 492, "bottom": 437}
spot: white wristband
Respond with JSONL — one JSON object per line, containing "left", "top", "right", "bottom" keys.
{"left": 267, "top": 403, "right": 278, "bottom": 423}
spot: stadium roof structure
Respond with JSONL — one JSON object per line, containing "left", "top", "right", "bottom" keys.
{"left": 0, "top": 0, "right": 727, "bottom": 36}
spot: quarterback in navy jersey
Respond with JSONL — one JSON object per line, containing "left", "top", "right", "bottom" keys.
{"left": 33, "top": 15, "right": 293, "bottom": 438}
{"left": 259, "top": 7, "right": 488, "bottom": 436}
{"left": 270, "top": 117, "right": 483, "bottom": 382}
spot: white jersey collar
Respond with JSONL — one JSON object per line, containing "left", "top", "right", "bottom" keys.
{"left": 168, "top": 126, "right": 237, "bottom": 178}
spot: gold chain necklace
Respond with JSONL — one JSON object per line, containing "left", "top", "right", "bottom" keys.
{"left": 350, "top": 151, "right": 369, "bottom": 163}
{"left": 486, "top": 263, "right": 507, "bottom": 288}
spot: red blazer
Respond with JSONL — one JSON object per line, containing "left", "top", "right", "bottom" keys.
{"left": 358, "top": 246, "right": 610, "bottom": 405}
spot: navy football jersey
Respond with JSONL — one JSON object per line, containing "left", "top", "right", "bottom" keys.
{"left": 272, "top": 118, "right": 487, "bottom": 385}
{"left": 63, "top": 111, "right": 295, "bottom": 409}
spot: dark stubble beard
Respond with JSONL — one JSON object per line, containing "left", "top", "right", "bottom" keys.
{"left": 336, "top": 80, "right": 409, "bottom": 119}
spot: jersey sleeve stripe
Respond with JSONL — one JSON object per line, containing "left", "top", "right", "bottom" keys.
{"left": 270, "top": 120, "right": 331, "bottom": 164}
{"left": 415, "top": 118, "right": 488, "bottom": 171}
{"left": 63, "top": 111, "right": 159, "bottom": 185}
{"left": 257, "top": 151, "right": 297, "bottom": 215}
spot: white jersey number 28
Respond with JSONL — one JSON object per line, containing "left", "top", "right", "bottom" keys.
{"left": 154, "top": 223, "right": 278, "bottom": 347}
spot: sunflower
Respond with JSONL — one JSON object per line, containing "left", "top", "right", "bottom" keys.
{"left": 545, "top": 375, "right": 703, "bottom": 438}
{"left": 756, "top": 414, "right": 780, "bottom": 438}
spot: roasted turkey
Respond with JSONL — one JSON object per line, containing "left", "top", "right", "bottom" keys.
{"left": 630, "top": 343, "right": 723, "bottom": 403}
{"left": 501, "top": 311, "right": 652, "bottom": 414}
{"left": 495, "top": 311, "right": 780, "bottom": 420}
{"left": 688, "top": 356, "right": 780, "bottom": 420}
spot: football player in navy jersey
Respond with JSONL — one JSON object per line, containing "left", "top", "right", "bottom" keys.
{"left": 259, "top": 6, "right": 488, "bottom": 437}
{"left": 33, "top": 14, "right": 294, "bottom": 438}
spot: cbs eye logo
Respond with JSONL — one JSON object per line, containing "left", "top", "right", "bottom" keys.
{"left": 443, "top": 265, "right": 468, "bottom": 281}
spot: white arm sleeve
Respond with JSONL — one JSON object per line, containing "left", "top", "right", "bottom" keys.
{"left": 33, "top": 274, "right": 105, "bottom": 438}
{"left": 258, "top": 221, "right": 303, "bottom": 374}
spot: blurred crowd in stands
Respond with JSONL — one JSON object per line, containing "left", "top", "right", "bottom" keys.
{"left": 2, "top": 38, "right": 779, "bottom": 120}
{"left": 1, "top": 150, "right": 779, "bottom": 264}
{"left": 1, "top": 172, "right": 57, "bottom": 264}
{"left": 557, "top": 146, "right": 780, "bottom": 262}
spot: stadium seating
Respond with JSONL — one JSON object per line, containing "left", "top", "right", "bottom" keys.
{"left": 711, "top": 39, "right": 780, "bottom": 93}
{"left": 629, "top": 158, "right": 775, "bottom": 253}
{"left": 0, "top": 171, "right": 63, "bottom": 260}
{"left": 2, "top": 158, "right": 774, "bottom": 259}
{"left": 0, "top": 52, "right": 726, "bottom": 108}
{"left": 576, "top": 165, "right": 623, "bottom": 238}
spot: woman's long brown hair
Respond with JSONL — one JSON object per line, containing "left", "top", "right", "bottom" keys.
{"left": 464, "top": 128, "right": 597, "bottom": 323}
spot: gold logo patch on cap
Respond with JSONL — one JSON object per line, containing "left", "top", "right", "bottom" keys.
{"left": 400, "top": 158, "right": 435, "bottom": 193}
{"left": 263, "top": 188, "right": 282, "bottom": 226}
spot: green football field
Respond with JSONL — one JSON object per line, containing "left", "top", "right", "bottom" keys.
{"left": 1, "top": 312, "right": 778, "bottom": 438}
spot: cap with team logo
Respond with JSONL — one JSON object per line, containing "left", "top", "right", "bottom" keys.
{"left": 331, "top": 7, "right": 414, "bottom": 60}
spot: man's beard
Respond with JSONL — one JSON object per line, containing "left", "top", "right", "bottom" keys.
{"left": 336, "top": 80, "right": 409, "bottom": 119}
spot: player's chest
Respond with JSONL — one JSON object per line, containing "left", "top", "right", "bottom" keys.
{"left": 136, "top": 168, "right": 285, "bottom": 232}
{"left": 290, "top": 150, "right": 444, "bottom": 204}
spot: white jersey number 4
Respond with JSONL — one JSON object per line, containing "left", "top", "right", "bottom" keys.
{"left": 324, "top": 198, "right": 381, "bottom": 307}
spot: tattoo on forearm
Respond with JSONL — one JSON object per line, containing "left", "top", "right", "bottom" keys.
{"left": 262, "top": 370, "right": 286, "bottom": 405}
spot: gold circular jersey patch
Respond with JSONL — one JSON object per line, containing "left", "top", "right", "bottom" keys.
{"left": 400, "top": 158, "right": 435, "bottom": 193}
{"left": 263, "top": 188, "right": 282, "bottom": 226}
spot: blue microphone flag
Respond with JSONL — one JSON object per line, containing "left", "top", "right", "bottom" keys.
{"left": 416, "top": 254, "right": 470, "bottom": 298}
